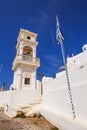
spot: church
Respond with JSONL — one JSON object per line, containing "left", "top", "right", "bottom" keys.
{"left": 0, "top": 29, "right": 42, "bottom": 117}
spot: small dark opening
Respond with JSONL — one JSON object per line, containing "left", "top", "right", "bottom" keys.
{"left": 27, "top": 36, "right": 31, "bottom": 40}
{"left": 25, "top": 78, "right": 30, "bottom": 85}
{"left": 84, "top": 47, "right": 86, "bottom": 51}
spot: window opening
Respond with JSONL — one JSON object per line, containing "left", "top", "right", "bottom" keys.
{"left": 27, "top": 36, "right": 31, "bottom": 40}
{"left": 25, "top": 78, "right": 30, "bottom": 85}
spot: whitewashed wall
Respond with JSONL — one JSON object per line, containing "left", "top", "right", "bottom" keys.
{"left": 41, "top": 66, "right": 87, "bottom": 128}
{"left": 36, "top": 80, "right": 41, "bottom": 96}
{"left": 9, "top": 89, "right": 40, "bottom": 110}
{"left": 0, "top": 91, "right": 10, "bottom": 106}
{"left": 42, "top": 76, "right": 53, "bottom": 87}
{"left": 67, "top": 49, "right": 87, "bottom": 70}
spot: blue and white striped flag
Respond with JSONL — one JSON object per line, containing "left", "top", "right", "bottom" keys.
{"left": 56, "top": 16, "right": 64, "bottom": 44}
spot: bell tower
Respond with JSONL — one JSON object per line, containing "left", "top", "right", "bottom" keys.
{"left": 12, "top": 29, "right": 40, "bottom": 90}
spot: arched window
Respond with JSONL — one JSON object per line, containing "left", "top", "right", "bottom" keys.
{"left": 23, "top": 46, "right": 32, "bottom": 57}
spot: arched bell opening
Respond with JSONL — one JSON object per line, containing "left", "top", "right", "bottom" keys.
{"left": 23, "top": 46, "right": 33, "bottom": 58}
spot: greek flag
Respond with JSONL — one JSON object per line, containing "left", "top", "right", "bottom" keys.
{"left": 56, "top": 16, "right": 64, "bottom": 44}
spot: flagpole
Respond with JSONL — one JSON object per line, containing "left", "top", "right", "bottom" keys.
{"left": 56, "top": 16, "right": 76, "bottom": 120}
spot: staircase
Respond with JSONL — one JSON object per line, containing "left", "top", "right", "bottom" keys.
{"left": 5, "top": 99, "right": 42, "bottom": 118}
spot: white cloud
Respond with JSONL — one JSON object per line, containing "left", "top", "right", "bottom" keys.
{"left": 25, "top": 0, "right": 57, "bottom": 33}
{"left": 43, "top": 54, "right": 61, "bottom": 68}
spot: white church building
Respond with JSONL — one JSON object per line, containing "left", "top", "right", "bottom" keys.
{"left": 0, "top": 29, "right": 42, "bottom": 116}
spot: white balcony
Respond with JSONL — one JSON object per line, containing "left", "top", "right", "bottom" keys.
{"left": 12, "top": 54, "right": 40, "bottom": 70}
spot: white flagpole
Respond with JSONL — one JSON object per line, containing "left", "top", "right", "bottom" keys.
{"left": 56, "top": 16, "right": 76, "bottom": 120}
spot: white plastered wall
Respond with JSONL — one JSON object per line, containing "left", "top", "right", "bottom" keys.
{"left": 0, "top": 91, "right": 10, "bottom": 107}
{"left": 42, "top": 66, "right": 87, "bottom": 123}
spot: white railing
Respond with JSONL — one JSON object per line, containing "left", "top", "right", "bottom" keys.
{"left": 14, "top": 54, "right": 40, "bottom": 65}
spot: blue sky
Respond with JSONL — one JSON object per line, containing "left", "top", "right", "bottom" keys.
{"left": 0, "top": 0, "right": 87, "bottom": 89}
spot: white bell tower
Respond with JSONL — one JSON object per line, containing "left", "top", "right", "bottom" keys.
{"left": 12, "top": 29, "right": 40, "bottom": 90}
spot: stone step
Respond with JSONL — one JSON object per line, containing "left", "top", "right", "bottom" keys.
{"left": 5, "top": 109, "right": 17, "bottom": 118}
{"left": 27, "top": 99, "right": 42, "bottom": 106}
